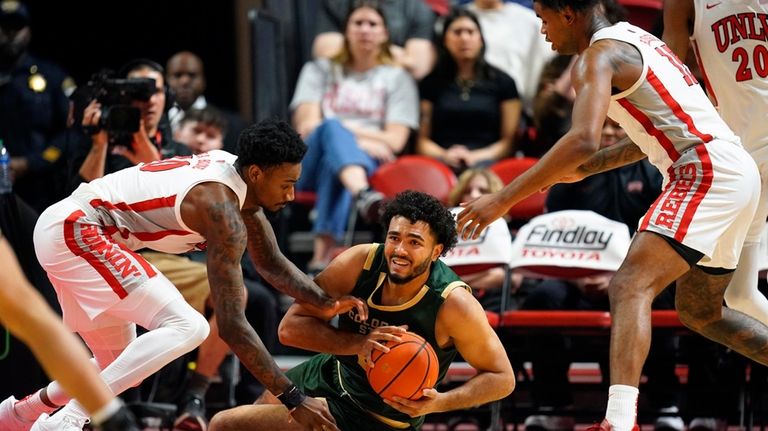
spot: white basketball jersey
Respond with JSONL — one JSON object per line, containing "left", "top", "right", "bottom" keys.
{"left": 592, "top": 22, "right": 739, "bottom": 175}
{"left": 691, "top": 0, "right": 768, "bottom": 157}
{"left": 70, "top": 150, "right": 247, "bottom": 254}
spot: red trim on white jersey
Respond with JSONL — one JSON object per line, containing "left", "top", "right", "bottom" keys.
{"left": 646, "top": 69, "right": 714, "bottom": 144}
{"left": 101, "top": 225, "right": 192, "bottom": 242}
{"left": 674, "top": 145, "right": 713, "bottom": 242}
{"left": 89, "top": 196, "right": 177, "bottom": 213}
{"left": 618, "top": 97, "right": 681, "bottom": 161}
{"left": 64, "top": 210, "right": 129, "bottom": 298}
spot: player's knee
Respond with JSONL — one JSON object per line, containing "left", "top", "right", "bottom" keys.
{"left": 183, "top": 311, "right": 210, "bottom": 348}
{"left": 676, "top": 303, "right": 717, "bottom": 332}
{"left": 208, "top": 410, "right": 237, "bottom": 431}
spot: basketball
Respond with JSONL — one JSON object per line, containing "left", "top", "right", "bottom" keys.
{"left": 366, "top": 331, "right": 439, "bottom": 401}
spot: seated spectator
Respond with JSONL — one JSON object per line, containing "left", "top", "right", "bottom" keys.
{"left": 312, "top": 0, "right": 437, "bottom": 79}
{"left": 174, "top": 107, "right": 228, "bottom": 154}
{"left": 290, "top": 0, "right": 419, "bottom": 273}
{"left": 417, "top": 8, "right": 520, "bottom": 173}
{"left": 165, "top": 50, "right": 247, "bottom": 154}
{"left": 446, "top": 168, "right": 518, "bottom": 308}
{"left": 466, "top": 0, "right": 554, "bottom": 110}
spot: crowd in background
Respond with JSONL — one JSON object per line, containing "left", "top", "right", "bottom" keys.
{"left": 0, "top": 0, "right": 760, "bottom": 430}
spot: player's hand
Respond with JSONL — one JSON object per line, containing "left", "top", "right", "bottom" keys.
{"left": 326, "top": 295, "right": 368, "bottom": 321}
{"left": 456, "top": 192, "right": 511, "bottom": 240}
{"left": 383, "top": 388, "right": 442, "bottom": 417}
{"left": 359, "top": 325, "right": 407, "bottom": 367}
{"left": 289, "top": 397, "right": 339, "bottom": 431}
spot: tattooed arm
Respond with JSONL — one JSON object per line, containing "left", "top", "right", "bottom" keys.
{"left": 576, "top": 136, "right": 647, "bottom": 176}
{"left": 181, "top": 182, "right": 292, "bottom": 395}
{"left": 182, "top": 182, "right": 340, "bottom": 430}
{"left": 240, "top": 208, "right": 333, "bottom": 308}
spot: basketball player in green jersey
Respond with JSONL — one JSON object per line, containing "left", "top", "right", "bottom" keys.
{"left": 209, "top": 190, "right": 514, "bottom": 431}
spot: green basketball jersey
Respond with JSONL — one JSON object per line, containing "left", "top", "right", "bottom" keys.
{"left": 334, "top": 243, "right": 470, "bottom": 429}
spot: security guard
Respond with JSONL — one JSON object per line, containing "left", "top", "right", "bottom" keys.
{"left": 0, "top": 0, "right": 74, "bottom": 213}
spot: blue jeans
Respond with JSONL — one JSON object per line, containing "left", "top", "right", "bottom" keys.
{"left": 297, "top": 119, "right": 378, "bottom": 240}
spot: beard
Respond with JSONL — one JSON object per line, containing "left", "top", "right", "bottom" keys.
{"left": 387, "top": 256, "right": 432, "bottom": 285}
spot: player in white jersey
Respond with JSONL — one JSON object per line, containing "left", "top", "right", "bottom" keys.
{"left": 0, "top": 119, "right": 363, "bottom": 431}
{"left": 663, "top": 0, "right": 768, "bottom": 339}
{"left": 456, "top": 1, "right": 768, "bottom": 431}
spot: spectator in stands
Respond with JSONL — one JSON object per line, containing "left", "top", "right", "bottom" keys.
{"left": 174, "top": 106, "right": 228, "bottom": 155}
{"left": 417, "top": 8, "right": 520, "bottom": 173}
{"left": 291, "top": 0, "right": 419, "bottom": 273}
{"left": 166, "top": 50, "right": 247, "bottom": 154}
{"left": 522, "top": 118, "right": 682, "bottom": 431}
{"left": 466, "top": 0, "right": 554, "bottom": 109}
{"left": 529, "top": 54, "right": 576, "bottom": 157}
{"left": 446, "top": 168, "right": 525, "bottom": 311}
{"left": 0, "top": 0, "right": 74, "bottom": 213}
{"left": 312, "top": 0, "right": 437, "bottom": 80}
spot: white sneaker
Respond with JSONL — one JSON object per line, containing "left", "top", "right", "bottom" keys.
{"left": 0, "top": 396, "right": 35, "bottom": 431}
{"left": 30, "top": 412, "right": 89, "bottom": 431}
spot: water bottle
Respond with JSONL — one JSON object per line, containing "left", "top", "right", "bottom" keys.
{"left": 0, "top": 140, "right": 11, "bottom": 194}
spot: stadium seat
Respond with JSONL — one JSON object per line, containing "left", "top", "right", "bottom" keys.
{"left": 489, "top": 157, "right": 548, "bottom": 221}
{"left": 370, "top": 155, "right": 457, "bottom": 203}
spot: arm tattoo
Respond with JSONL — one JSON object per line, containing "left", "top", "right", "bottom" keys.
{"left": 206, "top": 201, "right": 293, "bottom": 394}
{"left": 241, "top": 209, "right": 333, "bottom": 308}
{"left": 580, "top": 137, "right": 646, "bottom": 175}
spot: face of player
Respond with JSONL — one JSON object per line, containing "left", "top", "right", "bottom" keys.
{"left": 533, "top": 2, "right": 578, "bottom": 55}
{"left": 174, "top": 120, "right": 223, "bottom": 154}
{"left": 127, "top": 68, "right": 166, "bottom": 134}
{"left": 444, "top": 16, "right": 483, "bottom": 63}
{"left": 384, "top": 216, "right": 443, "bottom": 285}
{"left": 252, "top": 162, "right": 300, "bottom": 212}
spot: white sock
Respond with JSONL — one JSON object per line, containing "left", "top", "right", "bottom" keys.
{"left": 13, "top": 390, "right": 59, "bottom": 422}
{"left": 606, "top": 384, "right": 638, "bottom": 431}
{"left": 91, "top": 398, "right": 123, "bottom": 425}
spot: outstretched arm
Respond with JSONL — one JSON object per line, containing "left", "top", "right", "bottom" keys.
{"left": 183, "top": 183, "right": 340, "bottom": 430}
{"left": 457, "top": 43, "right": 617, "bottom": 238}
{"left": 577, "top": 137, "right": 647, "bottom": 176}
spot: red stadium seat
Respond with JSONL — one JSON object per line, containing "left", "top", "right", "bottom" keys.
{"left": 370, "top": 155, "right": 457, "bottom": 204}
{"left": 489, "top": 157, "right": 548, "bottom": 221}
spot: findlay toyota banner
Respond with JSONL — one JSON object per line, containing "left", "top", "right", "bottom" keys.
{"left": 442, "top": 207, "right": 514, "bottom": 268}
{"left": 510, "top": 210, "right": 631, "bottom": 279}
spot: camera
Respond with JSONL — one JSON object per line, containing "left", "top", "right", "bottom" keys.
{"left": 74, "top": 70, "right": 157, "bottom": 146}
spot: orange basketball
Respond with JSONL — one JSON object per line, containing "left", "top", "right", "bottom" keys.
{"left": 366, "top": 331, "right": 439, "bottom": 401}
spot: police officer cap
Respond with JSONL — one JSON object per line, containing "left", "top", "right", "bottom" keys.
{"left": 0, "top": 0, "right": 30, "bottom": 22}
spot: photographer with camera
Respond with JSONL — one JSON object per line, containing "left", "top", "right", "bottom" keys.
{"left": 72, "top": 59, "right": 191, "bottom": 185}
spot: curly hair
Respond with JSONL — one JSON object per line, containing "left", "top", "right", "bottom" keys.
{"left": 380, "top": 190, "right": 458, "bottom": 256}
{"left": 235, "top": 118, "right": 307, "bottom": 171}
{"left": 534, "top": 0, "right": 601, "bottom": 12}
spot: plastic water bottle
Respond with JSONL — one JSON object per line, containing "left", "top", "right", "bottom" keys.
{"left": 0, "top": 140, "right": 11, "bottom": 194}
